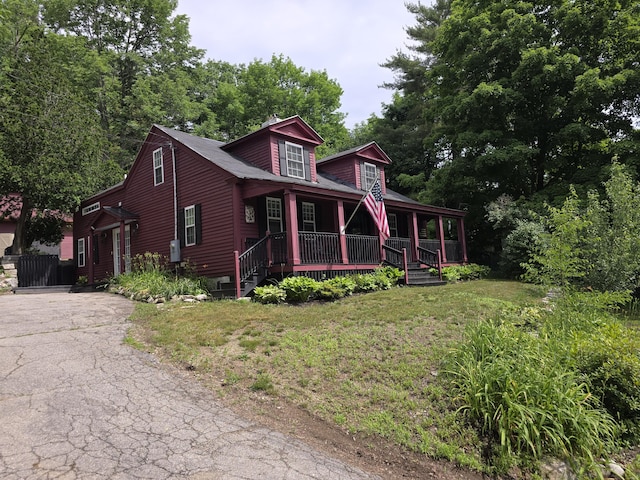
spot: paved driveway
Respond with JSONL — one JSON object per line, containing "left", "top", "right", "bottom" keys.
{"left": 0, "top": 292, "right": 378, "bottom": 479}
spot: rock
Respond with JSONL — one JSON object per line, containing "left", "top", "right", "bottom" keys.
{"left": 607, "top": 461, "right": 625, "bottom": 479}
{"left": 195, "top": 293, "right": 208, "bottom": 302}
{"left": 540, "top": 458, "right": 577, "bottom": 480}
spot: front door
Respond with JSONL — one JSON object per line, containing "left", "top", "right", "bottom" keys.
{"left": 112, "top": 226, "right": 131, "bottom": 277}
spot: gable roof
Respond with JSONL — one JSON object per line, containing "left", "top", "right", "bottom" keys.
{"left": 221, "top": 115, "right": 324, "bottom": 150}
{"left": 317, "top": 142, "right": 392, "bottom": 166}
{"left": 153, "top": 125, "right": 463, "bottom": 216}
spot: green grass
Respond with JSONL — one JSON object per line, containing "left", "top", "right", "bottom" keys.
{"left": 127, "top": 280, "right": 545, "bottom": 472}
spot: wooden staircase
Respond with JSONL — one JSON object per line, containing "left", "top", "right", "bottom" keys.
{"left": 404, "top": 262, "right": 446, "bottom": 287}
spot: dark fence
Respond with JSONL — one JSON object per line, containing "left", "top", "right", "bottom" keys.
{"left": 17, "top": 255, "right": 73, "bottom": 287}
{"left": 299, "top": 232, "right": 341, "bottom": 264}
{"left": 345, "top": 235, "right": 380, "bottom": 264}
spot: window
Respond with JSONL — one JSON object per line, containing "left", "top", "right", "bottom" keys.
{"left": 363, "top": 162, "right": 377, "bottom": 190}
{"left": 77, "top": 238, "right": 85, "bottom": 267}
{"left": 82, "top": 202, "right": 100, "bottom": 216}
{"left": 184, "top": 205, "right": 196, "bottom": 246}
{"left": 266, "top": 197, "right": 283, "bottom": 233}
{"left": 388, "top": 213, "right": 398, "bottom": 238}
{"left": 153, "top": 148, "right": 164, "bottom": 185}
{"left": 301, "top": 202, "right": 316, "bottom": 232}
{"left": 285, "top": 142, "right": 305, "bottom": 179}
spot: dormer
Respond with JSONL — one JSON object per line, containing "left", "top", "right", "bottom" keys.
{"left": 221, "top": 115, "right": 324, "bottom": 182}
{"left": 316, "top": 142, "right": 391, "bottom": 194}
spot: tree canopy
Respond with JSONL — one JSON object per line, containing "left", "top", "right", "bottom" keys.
{"left": 378, "top": 0, "right": 640, "bottom": 258}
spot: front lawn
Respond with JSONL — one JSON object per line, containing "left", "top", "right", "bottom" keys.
{"left": 127, "top": 280, "right": 545, "bottom": 473}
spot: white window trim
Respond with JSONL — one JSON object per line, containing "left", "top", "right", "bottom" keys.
{"left": 266, "top": 197, "right": 283, "bottom": 233}
{"left": 77, "top": 237, "right": 86, "bottom": 267}
{"left": 184, "top": 205, "right": 196, "bottom": 246}
{"left": 285, "top": 141, "right": 305, "bottom": 179}
{"left": 153, "top": 148, "right": 164, "bottom": 186}
{"left": 82, "top": 202, "right": 100, "bottom": 216}
{"left": 302, "top": 202, "right": 316, "bottom": 232}
{"left": 363, "top": 162, "right": 377, "bottom": 190}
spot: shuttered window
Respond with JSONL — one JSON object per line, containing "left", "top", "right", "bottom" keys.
{"left": 153, "top": 148, "right": 164, "bottom": 186}
{"left": 362, "top": 162, "right": 377, "bottom": 190}
{"left": 77, "top": 238, "right": 85, "bottom": 267}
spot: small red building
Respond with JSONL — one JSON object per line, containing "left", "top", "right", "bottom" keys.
{"left": 74, "top": 116, "right": 467, "bottom": 296}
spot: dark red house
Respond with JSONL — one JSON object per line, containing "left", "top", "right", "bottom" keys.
{"left": 74, "top": 116, "right": 467, "bottom": 296}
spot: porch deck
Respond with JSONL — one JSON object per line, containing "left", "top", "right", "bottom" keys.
{"left": 233, "top": 232, "right": 464, "bottom": 297}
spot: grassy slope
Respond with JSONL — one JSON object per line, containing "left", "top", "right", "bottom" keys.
{"left": 127, "top": 280, "right": 546, "bottom": 471}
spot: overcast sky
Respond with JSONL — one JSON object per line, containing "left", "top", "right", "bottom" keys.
{"left": 174, "top": 0, "right": 417, "bottom": 129}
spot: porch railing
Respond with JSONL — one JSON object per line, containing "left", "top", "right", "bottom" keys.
{"left": 299, "top": 232, "right": 341, "bottom": 264}
{"left": 345, "top": 234, "right": 380, "bottom": 264}
{"left": 385, "top": 237, "right": 411, "bottom": 253}
{"left": 419, "top": 239, "right": 463, "bottom": 263}
{"left": 270, "top": 232, "right": 288, "bottom": 265}
{"left": 382, "top": 244, "right": 404, "bottom": 267}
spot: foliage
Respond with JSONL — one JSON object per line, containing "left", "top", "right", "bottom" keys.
{"left": 499, "top": 220, "right": 545, "bottom": 279}
{"left": 378, "top": 0, "right": 640, "bottom": 258}
{"left": 445, "top": 319, "right": 615, "bottom": 473}
{"left": 253, "top": 285, "right": 286, "bottom": 304}
{"left": 523, "top": 163, "right": 640, "bottom": 291}
{"left": 0, "top": 3, "right": 124, "bottom": 253}
{"left": 110, "top": 253, "right": 208, "bottom": 300}
{"left": 437, "top": 264, "right": 491, "bottom": 282}
{"left": 315, "top": 276, "right": 357, "bottom": 301}
{"left": 573, "top": 323, "right": 640, "bottom": 442}
{"left": 278, "top": 276, "right": 320, "bottom": 303}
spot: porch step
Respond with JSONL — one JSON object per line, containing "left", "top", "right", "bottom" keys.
{"left": 406, "top": 266, "right": 446, "bottom": 287}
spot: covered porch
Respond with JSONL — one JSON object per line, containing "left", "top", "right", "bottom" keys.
{"left": 232, "top": 187, "right": 467, "bottom": 297}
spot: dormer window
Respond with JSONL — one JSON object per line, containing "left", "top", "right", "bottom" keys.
{"left": 285, "top": 142, "right": 305, "bottom": 179}
{"left": 362, "top": 162, "right": 377, "bottom": 190}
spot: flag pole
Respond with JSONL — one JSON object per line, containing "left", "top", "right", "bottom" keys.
{"left": 341, "top": 174, "right": 380, "bottom": 234}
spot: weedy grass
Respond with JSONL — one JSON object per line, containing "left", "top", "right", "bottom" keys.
{"left": 128, "top": 280, "right": 545, "bottom": 472}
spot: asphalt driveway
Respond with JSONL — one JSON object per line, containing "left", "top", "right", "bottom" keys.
{"left": 0, "top": 292, "right": 378, "bottom": 479}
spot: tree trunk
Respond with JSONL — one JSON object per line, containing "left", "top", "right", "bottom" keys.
{"left": 11, "top": 197, "right": 32, "bottom": 255}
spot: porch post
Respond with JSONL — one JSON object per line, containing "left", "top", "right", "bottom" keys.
{"left": 284, "top": 191, "right": 300, "bottom": 265}
{"left": 437, "top": 215, "right": 448, "bottom": 263}
{"left": 411, "top": 212, "right": 420, "bottom": 261}
{"left": 457, "top": 217, "right": 468, "bottom": 263}
{"left": 119, "top": 221, "right": 126, "bottom": 275}
{"left": 337, "top": 200, "right": 349, "bottom": 264}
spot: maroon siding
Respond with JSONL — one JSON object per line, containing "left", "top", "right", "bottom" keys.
{"left": 318, "top": 158, "right": 358, "bottom": 187}
{"left": 226, "top": 134, "right": 273, "bottom": 172}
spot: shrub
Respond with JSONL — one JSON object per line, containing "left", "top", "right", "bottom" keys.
{"left": 441, "top": 264, "right": 490, "bottom": 282}
{"left": 572, "top": 322, "right": 640, "bottom": 442}
{"left": 315, "top": 276, "right": 357, "bottom": 300}
{"left": 352, "top": 273, "right": 379, "bottom": 292}
{"left": 279, "top": 276, "right": 319, "bottom": 303}
{"left": 445, "top": 320, "right": 616, "bottom": 473}
{"left": 253, "top": 284, "right": 286, "bottom": 304}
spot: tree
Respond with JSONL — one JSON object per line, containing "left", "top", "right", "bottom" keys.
{"left": 383, "top": 0, "right": 640, "bottom": 259}
{"left": 43, "top": 0, "right": 205, "bottom": 166}
{"left": 193, "top": 55, "right": 349, "bottom": 157}
{"left": 0, "top": 3, "right": 123, "bottom": 253}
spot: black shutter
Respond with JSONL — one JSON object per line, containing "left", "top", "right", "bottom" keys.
{"left": 195, "top": 204, "right": 202, "bottom": 245}
{"left": 278, "top": 139, "right": 287, "bottom": 176}
{"left": 303, "top": 148, "right": 311, "bottom": 181}
{"left": 178, "top": 208, "right": 185, "bottom": 247}
{"left": 93, "top": 235, "right": 99, "bottom": 264}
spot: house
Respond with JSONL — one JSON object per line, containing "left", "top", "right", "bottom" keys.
{"left": 1, "top": 194, "right": 74, "bottom": 259}
{"left": 74, "top": 116, "right": 467, "bottom": 296}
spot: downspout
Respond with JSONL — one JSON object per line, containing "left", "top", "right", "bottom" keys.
{"left": 171, "top": 142, "right": 178, "bottom": 241}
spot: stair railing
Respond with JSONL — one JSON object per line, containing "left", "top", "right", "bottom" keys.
{"left": 417, "top": 246, "right": 442, "bottom": 281}
{"left": 234, "top": 235, "right": 271, "bottom": 297}
{"left": 382, "top": 244, "right": 409, "bottom": 284}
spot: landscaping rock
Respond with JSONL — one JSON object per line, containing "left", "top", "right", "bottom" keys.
{"left": 606, "top": 461, "right": 625, "bottom": 479}
{"left": 540, "top": 458, "right": 577, "bottom": 480}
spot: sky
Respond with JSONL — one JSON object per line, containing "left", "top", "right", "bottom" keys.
{"left": 173, "top": 0, "right": 417, "bottom": 129}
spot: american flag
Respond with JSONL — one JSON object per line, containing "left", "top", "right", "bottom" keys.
{"left": 364, "top": 178, "right": 390, "bottom": 240}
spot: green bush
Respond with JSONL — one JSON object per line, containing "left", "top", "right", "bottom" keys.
{"left": 441, "top": 264, "right": 490, "bottom": 282}
{"left": 253, "top": 284, "right": 286, "bottom": 304}
{"left": 445, "top": 320, "right": 616, "bottom": 473}
{"left": 315, "top": 276, "right": 357, "bottom": 300}
{"left": 352, "top": 273, "right": 379, "bottom": 292}
{"left": 279, "top": 276, "right": 320, "bottom": 303}
{"left": 573, "top": 322, "right": 640, "bottom": 442}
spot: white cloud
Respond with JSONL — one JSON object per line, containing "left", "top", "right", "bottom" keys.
{"left": 174, "top": 0, "right": 416, "bottom": 128}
